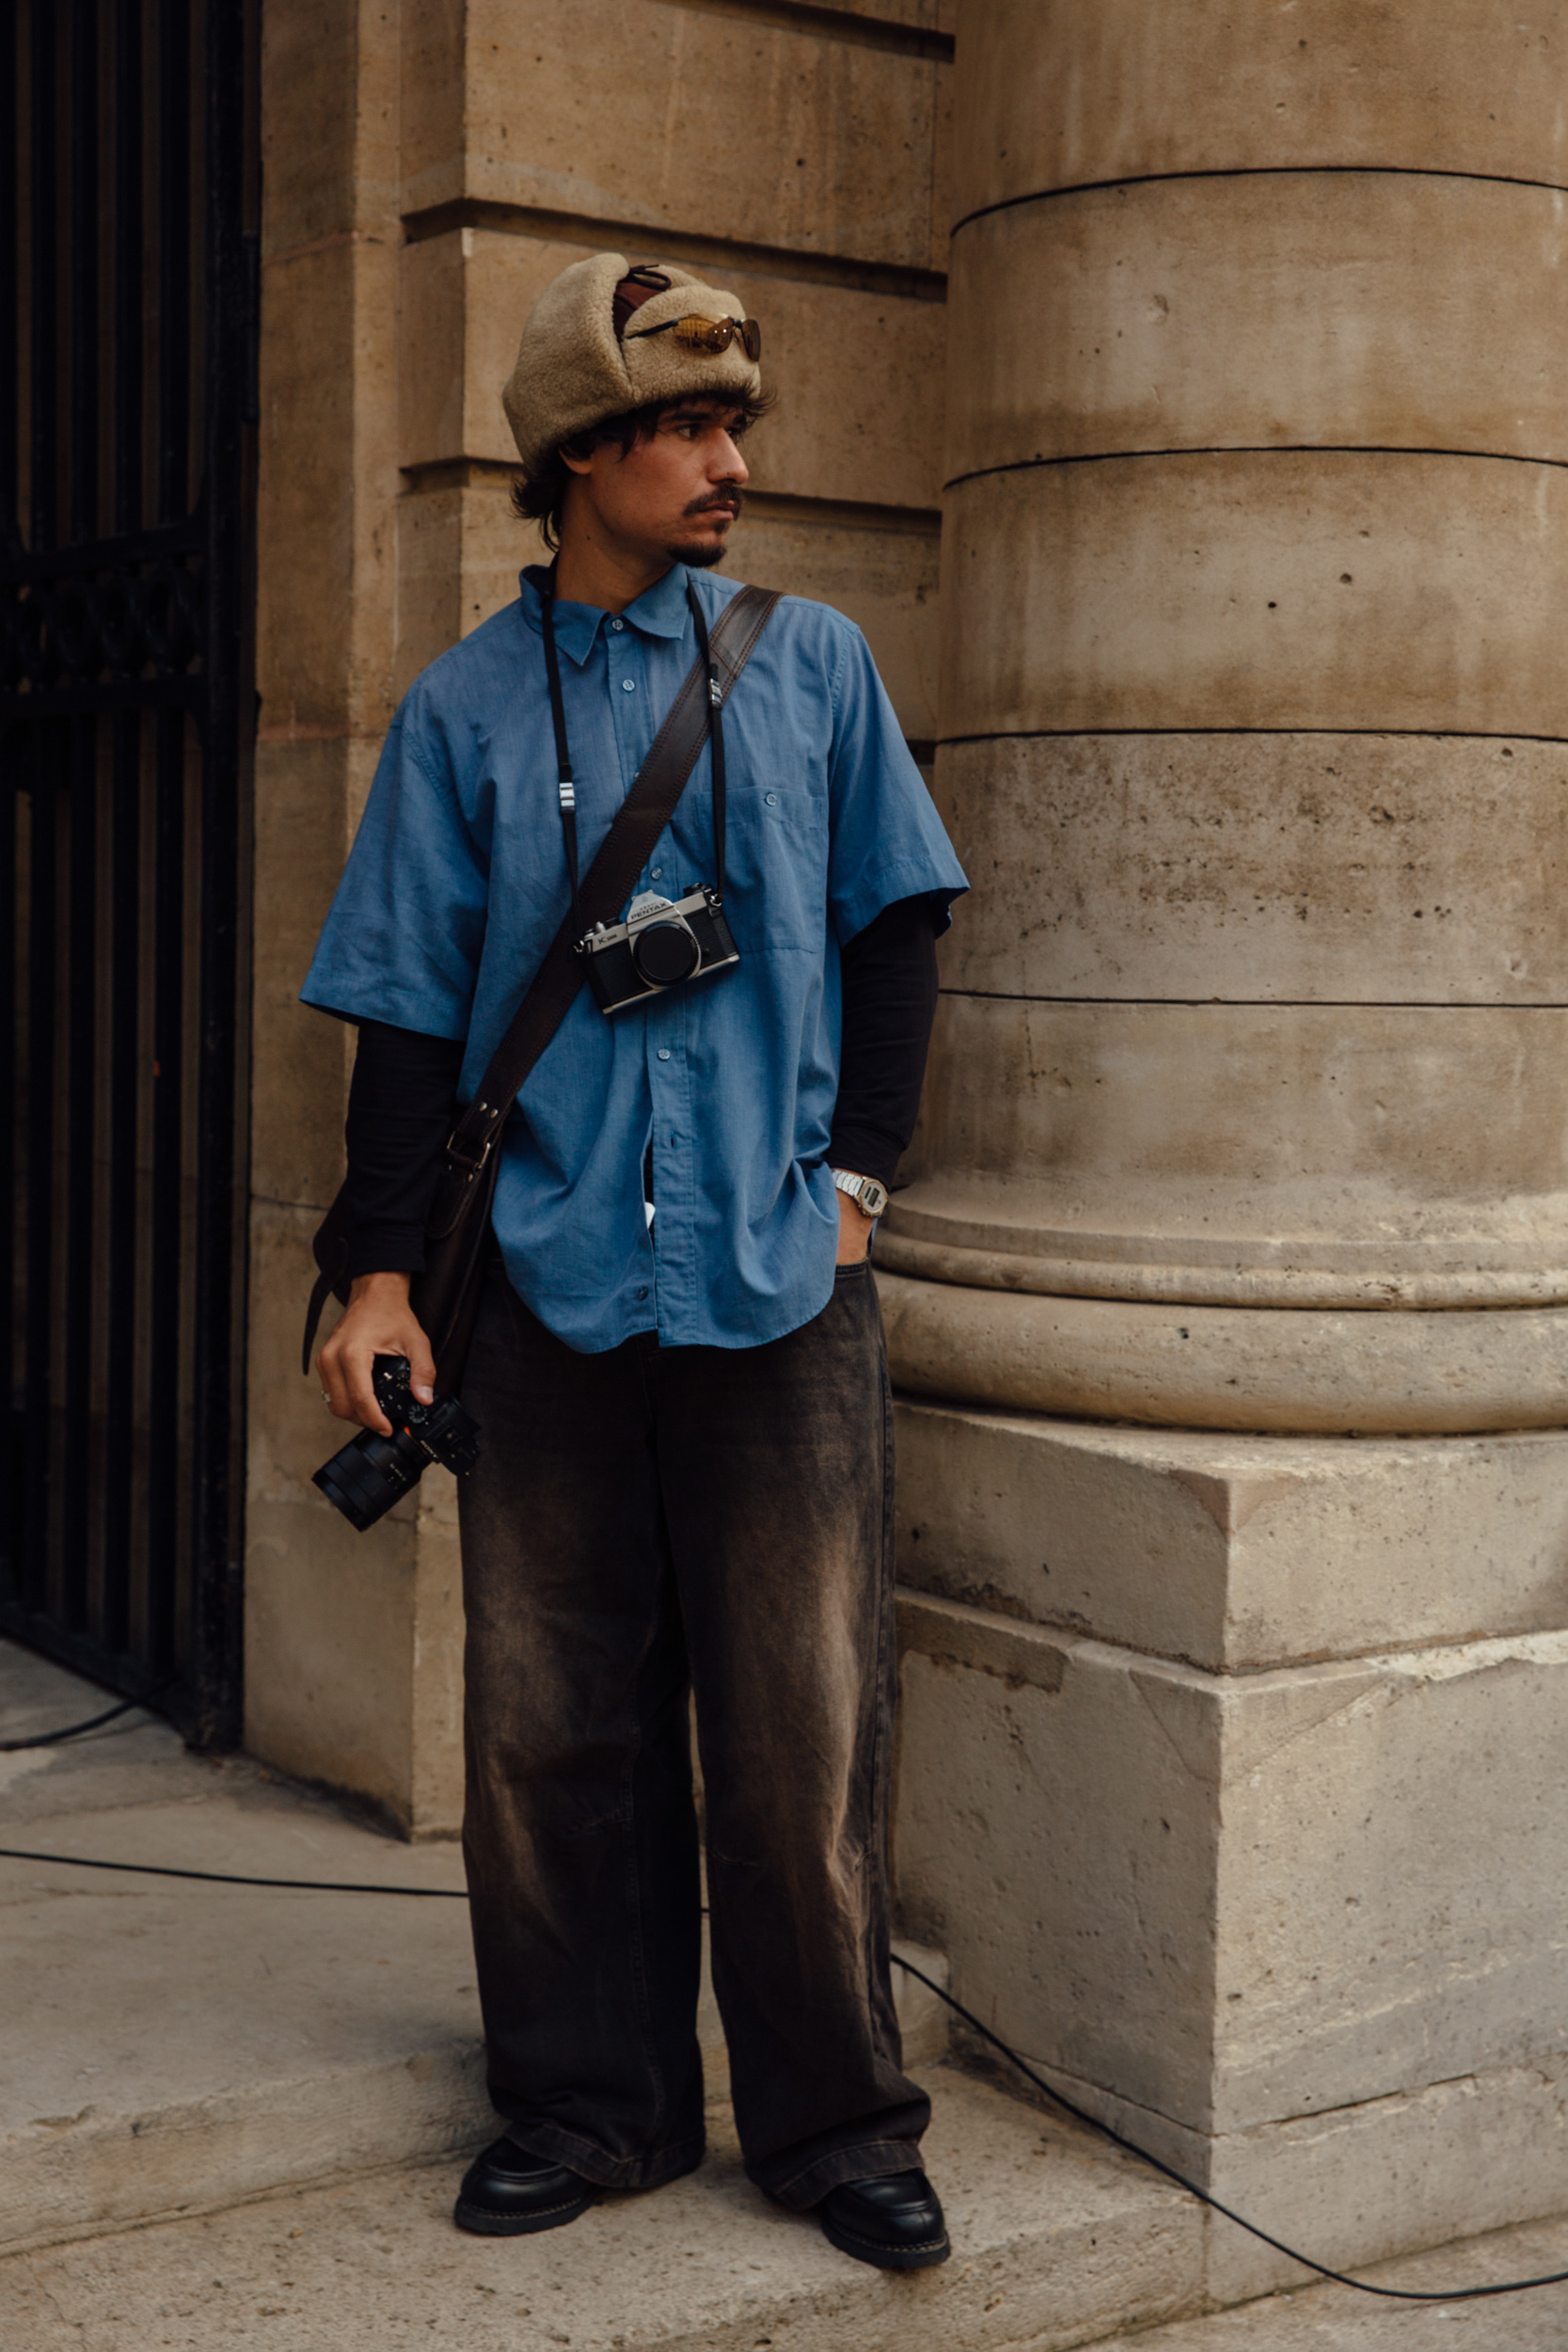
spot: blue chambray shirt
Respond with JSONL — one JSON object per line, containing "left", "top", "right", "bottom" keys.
{"left": 301, "top": 563, "right": 967, "bottom": 1353}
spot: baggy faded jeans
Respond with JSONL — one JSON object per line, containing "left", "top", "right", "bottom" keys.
{"left": 454, "top": 1256, "right": 930, "bottom": 2209}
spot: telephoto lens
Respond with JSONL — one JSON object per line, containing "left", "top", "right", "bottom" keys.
{"left": 313, "top": 1354, "right": 481, "bottom": 1533}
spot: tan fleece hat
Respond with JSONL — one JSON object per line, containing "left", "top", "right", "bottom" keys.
{"left": 502, "top": 252, "right": 763, "bottom": 479}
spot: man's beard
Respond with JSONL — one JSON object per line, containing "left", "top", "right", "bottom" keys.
{"left": 664, "top": 492, "right": 742, "bottom": 569}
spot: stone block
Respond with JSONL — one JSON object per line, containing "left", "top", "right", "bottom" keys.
{"left": 930, "top": 733, "right": 1568, "bottom": 1008}
{"left": 725, "top": 509, "right": 940, "bottom": 742}
{"left": 877, "top": 1264, "right": 1568, "bottom": 1438}
{"left": 398, "top": 228, "right": 581, "bottom": 473}
{"left": 1014, "top": 2042, "right": 1568, "bottom": 2304}
{"left": 896, "top": 996, "right": 1568, "bottom": 1307}
{"left": 261, "top": 0, "right": 401, "bottom": 256}
{"left": 947, "top": 172, "right": 1568, "bottom": 477}
{"left": 249, "top": 738, "right": 372, "bottom": 1214}
{"left": 941, "top": 452, "right": 1568, "bottom": 740}
{"left": 400, "top": 227, "right": 945, "bottom": 511}
{"left": 403, "top": 0, "right": 949, "bottom": 275}
{"left": 893, "top": 1402, "right": 1568, "bottom": 1672}
{"left": 244, "top": 1489, "right": 420, "bottom": 1827}
{"left": 258, "top": 233, "right": 401, "bottom": 738}
{"left": 895, "top": 1593, "right": 1568, "bottom": 2150}
{"left": 393, "top": 478, "right": 547, "bottom": 698}
{"left": 952, "top": 0, "right": 1568, "bottom": 215}
{"left": 895, "top": 1598, "right": 1221, "bottom": 2132}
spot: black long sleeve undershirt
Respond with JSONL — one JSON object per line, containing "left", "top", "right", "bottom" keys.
{"left": 825, "top": 892, "right": 941, "bottom": 1190}
{"left": 341, "top": 894, "right": 942, "bottom": 1277}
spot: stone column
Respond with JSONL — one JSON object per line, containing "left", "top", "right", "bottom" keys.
{"left": 888, "top": 0, "right": 1568, "bottom": 2295}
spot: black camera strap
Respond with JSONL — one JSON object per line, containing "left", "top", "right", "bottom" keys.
{"left": 540, "top": 567, "right": 731, "bottom": 930}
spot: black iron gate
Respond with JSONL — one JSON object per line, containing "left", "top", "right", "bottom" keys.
{"left": 1, "top": 0, "right": 257, "bottom": 1746}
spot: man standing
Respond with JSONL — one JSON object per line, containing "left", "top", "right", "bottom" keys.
{"left": 304, "top": 254, "right": 966, "bottom": 2269}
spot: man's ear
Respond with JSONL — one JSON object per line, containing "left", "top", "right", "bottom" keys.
{"left": 559, "top": 442, "right": 594, "bottom": 479}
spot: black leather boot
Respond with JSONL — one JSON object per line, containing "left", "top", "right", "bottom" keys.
{"left": 453, "top": 2136, "right": 597, "bottom": 2236}
{"left": 817, "top": 2169, "right": 951, "bottom": 2269}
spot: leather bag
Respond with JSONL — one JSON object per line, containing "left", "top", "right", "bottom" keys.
{"left": 302, "top": 580, "right": 781, "bottom": 1392}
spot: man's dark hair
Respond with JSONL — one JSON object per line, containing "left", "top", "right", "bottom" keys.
{"left": 512, "top": 389, "right": 775, "bottom": 552}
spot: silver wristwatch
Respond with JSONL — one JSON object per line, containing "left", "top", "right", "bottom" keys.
{"left": 832, "top": 1168, "right": 889, "bottom": 1220}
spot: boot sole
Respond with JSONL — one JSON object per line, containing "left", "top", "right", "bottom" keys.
{"left": 453, "top": 2185, "right": 597, "bottom": 2237}
{"left": 819, "top": 2209, "right": 951, "bottom": 2270}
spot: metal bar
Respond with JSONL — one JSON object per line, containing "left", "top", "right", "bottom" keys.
{"left": 21, "top": 729, "right": 59, "bottom": 1618}
{"left": 100, "top": 708, "right": 142, "bottom": 1661}
{"left": 156, "top": 0, "right": 191, "bottom": 529}
{"left": 59, "top": 713, "right": 98, "bottom": 1631}
{"left": 0, "top": 0, "right": 22, "bottom": 563}
{"left": 29, "top": 0, "right": 59, "bottom": 552}
{"left": 112, "top": 0, "right": 144, "bottom": 539}
{"left": 182, "top": 0, "right": 253, "bottom": 1747}
{"left": 144, "top": 703, "right": 185, "bottom": 1676}
{"left": 67, "top": 0, "right": 98, "bottom": 546}
{"left": 0, "top": 0, "right": 20, "bottom": 1612}
{"left": 0, "top": 746, "right": 17, "bottom": 1607}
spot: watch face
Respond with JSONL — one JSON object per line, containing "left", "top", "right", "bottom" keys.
{"left": 861, "top": 1179, "right": 889, "bottom": 1218}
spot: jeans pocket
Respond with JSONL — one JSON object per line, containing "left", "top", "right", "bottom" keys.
{"left": 832, "top": 1259, "right": 872, "bottom": 1283}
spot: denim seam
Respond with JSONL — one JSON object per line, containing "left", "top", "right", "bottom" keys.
{"left": 620, "top": 1582, "right": 670, "bottom": 2135}
{"left": 863, "top": 1293, "right": 900, "bottom": 2067}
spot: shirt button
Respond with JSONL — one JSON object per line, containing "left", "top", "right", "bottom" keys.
{"left": 636, "top": 1285, "right": 649, "bottom": 1300}
{"left": 765, "top": 791, "right": 778, "bottom": 805}
{"left": 610, "top": 618, "right": 625, "bottom": 631}
{"left": 621, "top": 677, "right": 636, "bottom": 691}
{"left": 657, "top": 1047, "right": 672, "bottom": 1061}
{"left": 650, "top": 866, "right": 662, "bottom": 879}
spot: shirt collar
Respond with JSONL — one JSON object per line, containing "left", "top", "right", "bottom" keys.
{"left": 517, "top": 562, "right": 693, "bottom": 667}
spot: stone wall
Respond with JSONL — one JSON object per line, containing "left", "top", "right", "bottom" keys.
{"left": 246, "top": 0, "right": 953, "bottom": 1834}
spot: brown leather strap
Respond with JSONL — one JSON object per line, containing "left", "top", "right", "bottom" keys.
{"left": 420, "top": 579, "right": 780, "bottom": 1245}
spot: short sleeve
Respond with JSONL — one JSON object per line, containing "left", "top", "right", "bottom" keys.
{"left": 300, "top": 695, "right": 490, "bottom": 1041}
{"left": 824, "top": 624, "right": 968, "bottom": 946}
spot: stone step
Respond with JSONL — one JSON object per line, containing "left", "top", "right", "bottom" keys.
{"left": 0, "top": 1642, "right": 937, "bottom": 2263}
{"left": 1, "top": 2074, "right": 1205, "bottom": 2352}
{"left": 0, "top": 1640, "right": 1203, "bottom": 2347}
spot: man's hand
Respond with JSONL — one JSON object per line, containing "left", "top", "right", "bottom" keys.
{"left": 317, "top": 1271, "right": 437, "bottom": 1433}
{"left": 835, "top": 1187, "right": 876, "bottom": 1264}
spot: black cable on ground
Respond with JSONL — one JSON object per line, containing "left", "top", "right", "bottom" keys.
{"left": 0, "top": 1842, "right": 1563, "bottom": 2303}
{"left": 0, "top": 1677, "right": 178, "bottom": 1752}
{"left": 886, "top": 1950, "right": 1568, "bottom": 2305}
{"left": 0, "top": 1848, "right": 466, "bottom": 1896}
{"left": 1, "top": 1697, "right": 146, "bottom": 1752}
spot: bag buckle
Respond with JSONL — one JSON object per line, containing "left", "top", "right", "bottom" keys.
{"left": 445, "top": 1114, "right": 495, "bottom": 1177}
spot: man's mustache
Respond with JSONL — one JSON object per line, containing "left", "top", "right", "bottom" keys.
{"left": 683, "top": 491, "right": 743, "bottom": 520}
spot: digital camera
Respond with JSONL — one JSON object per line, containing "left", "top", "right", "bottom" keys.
{"left": 579, "top": 887, "right": 739, "bottom": 1016}
{"left": 314, "top": 1354, "right": 481, "bottom": 1533}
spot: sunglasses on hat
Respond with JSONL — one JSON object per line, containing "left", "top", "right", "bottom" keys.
{"left": 626, "top": 313, "right": 763, "bottom": 362}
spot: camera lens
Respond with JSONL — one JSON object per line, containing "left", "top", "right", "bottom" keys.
{"left": 631, "top": 918, "right": 701, "bottom": 987}
{"left": 313, "top": 1428, "right": 421, "bottom": 1532}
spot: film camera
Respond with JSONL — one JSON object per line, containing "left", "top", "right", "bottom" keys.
{"left": 579, "top": 886, "right": 739, "bottom": 1016}
{"left": 314, "top": 1354, "right": 481, "bottom": 1533}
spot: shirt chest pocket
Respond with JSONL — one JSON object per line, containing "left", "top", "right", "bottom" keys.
{"left": 718, "top": 780, "right": 827, "bottom": 953}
